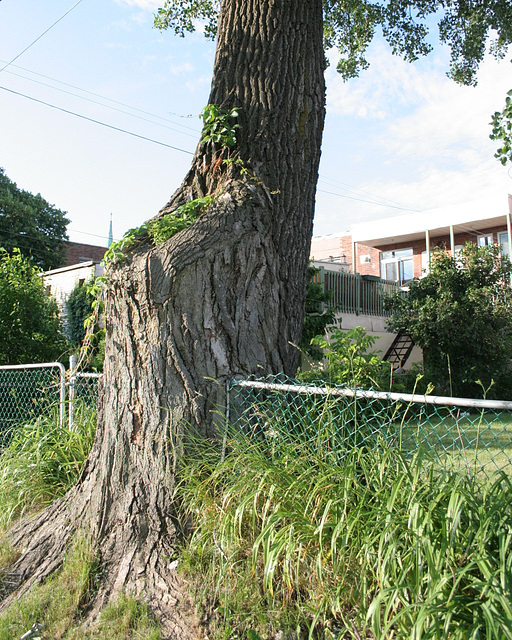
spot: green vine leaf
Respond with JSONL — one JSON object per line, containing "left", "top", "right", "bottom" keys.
{"left": 201, "top": 104, "right": 240, "bottom": 148}
{"left": 149, "top": 196, "right": 214, "bottom": 244}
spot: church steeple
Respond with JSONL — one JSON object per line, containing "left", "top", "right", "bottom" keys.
{"left": 107, "top": 213, "right": 113, "bottom": 247}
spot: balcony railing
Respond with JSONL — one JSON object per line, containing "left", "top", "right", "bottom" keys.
{"left": 316, "top": 267, "right": 401, "bottom": 317}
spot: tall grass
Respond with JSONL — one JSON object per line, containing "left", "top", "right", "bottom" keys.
{"left": 177, "top": 428, "right": 512, "bottom": 639}
{"left": 0, "top": 402, "right": 96, "bottom": 531}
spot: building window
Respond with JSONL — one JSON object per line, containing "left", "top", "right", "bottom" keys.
{"left": 381, "top": 248, "right": 413, "bottom": 284}
{"left": 477, "top": 234, "right": 493, "bottom": 247}
{"left": 498, "top": 231, "right": 510, "bottom": 258}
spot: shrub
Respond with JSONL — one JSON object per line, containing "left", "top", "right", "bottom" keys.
{"left": 0, "top": 249, "right": 68, "bottom": 365}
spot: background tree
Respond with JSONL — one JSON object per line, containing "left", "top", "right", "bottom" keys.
{"left": 387, "top": 243, "right": 512, "bottom": 398}
{"left": 0, "top": 249, "right": 67, "bottom": 365}
{"left": 0, "top": 168, "right": 69, "bottom": 271}
{"left": 2, "top": 0, "right": 511, "bottom": 634}
{"left": 491, "top": 89, "right": 512, "bottom": 165}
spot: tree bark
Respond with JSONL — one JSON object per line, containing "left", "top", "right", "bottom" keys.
{"left": 1, "top": 1, "right": 325, "bottom": 635}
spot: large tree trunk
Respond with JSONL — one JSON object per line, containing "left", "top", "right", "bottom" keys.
{"left": 1, "top": 0, "right": 325, "bottom": 635}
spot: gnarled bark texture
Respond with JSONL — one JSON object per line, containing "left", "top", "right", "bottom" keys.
{"left": 1, "top": 0, "right": 325, "bottom": 636}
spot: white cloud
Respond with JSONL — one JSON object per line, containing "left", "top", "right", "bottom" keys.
{"left": 168, "top": 62, "right": 195, "bottom": 75}
{"left": 325, "top": 43, "right": 443, "bottom": 120}
{"left": 377, "top": 57, "right": 511, "bottom": 164}
{"left": 115, "top": 0, "right": 161, "bottom": 10}
{"left": 313, "top": 154, "right": 512, "bottom": 236}
{"left": 319, "top": 43, "right": 512, "bottom": 231}
{"left": 186, "top": 74, "right": 212, "bottom": 93}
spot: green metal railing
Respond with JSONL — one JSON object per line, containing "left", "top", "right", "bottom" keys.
{"left": 316, "top": 268, "right": 400, "bottom": 316}
{"left": 227, "top": 375, "right": 512, "bottom": 480}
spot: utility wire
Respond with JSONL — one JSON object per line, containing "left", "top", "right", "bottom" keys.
{"left": 1, "top": 63, "right": 425, "bottom": 214}
{"left": 0, "top": 85, "right": 195, "bottom": 155}
{"left": 318, "top": 176, "right": 421, "bottom": 212}
{"left": 0, "top": 227, "right": 117, "bottom": 245}
{"left": 1, "top": 61, "right": 424, "bottom": 213}
{"left": 1, "top": 62, "right": 201, "bottom": 136}
{"left": 4, "top": 69, "right": 199, "bottom": 139}
{"left": 0, "top": 0, "right": 87, "bottom": 73}
{"left": 1, "top": 69, "right": 427, "bottom": 214}
{"left": 0, "top": 85, "right": 417, "bottom": 211}
{"left": 69, "top": 228, "right": 117, "bottom": 242}
{"left": 317, "top": 188, "right": 420, "bottom": 212}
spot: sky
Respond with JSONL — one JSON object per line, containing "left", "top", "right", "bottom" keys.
{"left": 0, "top": 0, "right": 511, "bottom": 247}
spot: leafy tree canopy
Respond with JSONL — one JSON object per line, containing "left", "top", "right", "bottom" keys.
{"left": 491, "top": 89, "right": 512, "bottom": 165}
{"left": 0, "top": 168, "right": 69, "bottom": 271}
{"left": 0, "top": 249, "right": 68, "bottom": 365}
{"left": 386, "top": 243, "right": 512, "bottom": 398}
{"left": 155, "top": 0, "right": 512, "bottom": 86}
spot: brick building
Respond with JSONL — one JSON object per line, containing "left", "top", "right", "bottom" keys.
{"left": 311, "top": 194, "right": 512, "bottom": 285}
{"left": 63, "top": 241, "right": 107, "bottom": 267}
{"left": 43, "top": 241, "right": 107, "bottom": 331}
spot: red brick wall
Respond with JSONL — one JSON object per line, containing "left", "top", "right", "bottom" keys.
{"left": 64, "top": 242, "right": 107, "bottom": 267}
{"left": 338, "top": 235, "right": 380, "bottom": 276}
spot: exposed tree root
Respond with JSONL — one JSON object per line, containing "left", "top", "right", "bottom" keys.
{"left": 0, "top": 489, "right": 202, "bottom": 639}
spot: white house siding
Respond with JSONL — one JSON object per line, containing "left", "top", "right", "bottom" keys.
{"left": 42, "top": 261, "right": 104, "bottom": 331}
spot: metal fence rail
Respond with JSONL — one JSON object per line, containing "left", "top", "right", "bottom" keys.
{"left": 3, "top": 366, "right": 512, "bottom": 480}
{"left": 227, "top": 375, "right": 512, "bottom": 480}
{"left": 0, "top": 362, "right": 101, "bottom": 442}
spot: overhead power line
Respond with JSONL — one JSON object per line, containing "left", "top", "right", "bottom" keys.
{"left": 1, "top": 66, "right": 423, "bottom": 214}
{"left": 318, "top": 176, "right": 421, "bottom": 213}
{"left": 0, "top": 85, "right": 416, "bottom": 212}
{"left": 1, "top": 63, "right": 200, "bottom": 138}
{"left": 316, "top": 188, "right": 421, "bottom": 212}
{"left": 0, "top": 85, "right": 195, "bottom": 156}
{"left": 0, "top": 0, "right": 87, "bottom": 73}
{"left": 1, "top": 62, "right": 423, "bottom": 214}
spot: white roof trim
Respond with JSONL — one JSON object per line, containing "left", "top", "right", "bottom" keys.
{"left": 351, "top": 195, "right": 511, "bottom": 246}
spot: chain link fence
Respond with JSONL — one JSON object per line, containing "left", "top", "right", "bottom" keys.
{"left": 0, "top": 363, "right": 66, "bottom": 446}
{"left": 226, "top": 374, "right": 512, "bottom": 480}
{"left": 67, "top": 371, "right": 102, "bottom": 430}
{"left": 2, "top": 367, "right": 512, "bottom": 480}
{"left": 0, "top": 363, "right": 101, "bottom": 445}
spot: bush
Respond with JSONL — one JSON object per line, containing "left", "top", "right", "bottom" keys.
{"left": 0, "top": 249, "right": 68, "bottom": 365}
{"left": 300, "top": 266, "right": 338, "bottom": 360}
{"left": 387, "top": 243, "right": 512, "bottom": 398}
{"left": 300, "top": 326, "right": 392, "bottom": 389}
{"left": 66, "top": 277, "right": 105, "bottom": 371}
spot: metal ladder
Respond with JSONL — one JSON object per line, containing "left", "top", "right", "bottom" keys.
{"left": 384, "top": 330, "right": 415, "bottom": 370}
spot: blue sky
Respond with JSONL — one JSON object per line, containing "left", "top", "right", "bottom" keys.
{"left": 0, "top": 0, "right": 511, "bottom": 246}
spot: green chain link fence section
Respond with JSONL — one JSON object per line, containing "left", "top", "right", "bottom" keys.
{"left": 0, "top": 363, "right": 65, "bottom": 446}
{"left": 67, "top": 371, "right": 102, "bottom": 430}
{"left": 2, "top": 367, "right": 512, "bottom": 481}
{"left": 226, "top": 374, "right": 512, "bottom": 481}
{"left": 0, "top": 363, "right": 101, "bottom": 445}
